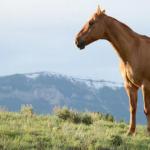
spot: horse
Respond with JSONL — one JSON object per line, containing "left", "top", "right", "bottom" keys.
{"left": 75, "top": 6, "right": 150, "bottom": 135}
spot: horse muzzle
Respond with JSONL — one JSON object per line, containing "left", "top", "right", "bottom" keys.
{"left": 75, "top": 39, "right": 85, "bottom": 50}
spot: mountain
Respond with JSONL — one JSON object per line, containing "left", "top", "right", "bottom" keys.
{"left": 0, "top": 72, "right": 146, "bottom": 124}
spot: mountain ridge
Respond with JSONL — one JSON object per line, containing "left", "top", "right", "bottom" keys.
{"left": 0, "top": 72, "right": 146, "bottom": 124}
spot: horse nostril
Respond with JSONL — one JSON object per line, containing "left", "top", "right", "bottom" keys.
{"left": 79, "top": 40, "right": 85, "bottom": 46}
{"left": 75, "top": 39, "right": 79, "bottom": 46}
{"left": 75, "top": 39, "right": 85, "bottom": 49}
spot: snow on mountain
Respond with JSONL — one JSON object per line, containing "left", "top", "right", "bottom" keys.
{"left": 74, "top": 78, "right": 123, "bottom": 90}
{"left": 25, "top": 72, "right": 64, "bottom": 80}
{"left": 25, "top": 73, "right": 40, "bottom": 79}
{"left": 25, "top": 72, "right": 123, "bottom": 90}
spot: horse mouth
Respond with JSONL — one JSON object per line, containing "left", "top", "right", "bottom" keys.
{"left": 75, "top": 40, "right": 85, "bottom": 50}
{"left": 78, "top": 44, "right": 85, "bottom": 50}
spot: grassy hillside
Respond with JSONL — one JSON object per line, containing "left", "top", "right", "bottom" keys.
{"left": 0, "top": 106, "right": 149, "bottom": 150}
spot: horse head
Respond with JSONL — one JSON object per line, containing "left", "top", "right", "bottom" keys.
{"left": 75, "top": 6, "right": 106, "bottom": 50}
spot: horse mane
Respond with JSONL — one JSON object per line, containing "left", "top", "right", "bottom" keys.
{"left": 110, "top": 16, "right": 150, "bottom": 40}
{"left": 110, "top": 17, "right": 135, "bottom": 33}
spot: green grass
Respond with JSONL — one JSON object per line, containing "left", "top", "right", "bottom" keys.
{"left": 0, "top": 107, "right": 149, "bottom": 150}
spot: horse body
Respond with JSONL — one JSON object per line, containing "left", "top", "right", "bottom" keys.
{"left": 75, "top": 6, "right": 150, "bottom": 135}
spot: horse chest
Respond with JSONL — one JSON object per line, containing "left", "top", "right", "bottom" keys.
{"left": 125, "top": 63, "right": 142, "bottom": 87}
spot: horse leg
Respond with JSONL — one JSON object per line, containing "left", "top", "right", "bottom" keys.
{"left": 120, "top": 62, "right": 138, "bottom": 135}
{"left": 125, "top": 83, "right": 138, "bottom": 135}
{"left": 142, "top": 85, "right": 150, "bottom": 134}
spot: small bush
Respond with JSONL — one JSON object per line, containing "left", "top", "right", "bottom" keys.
{"left": 93, "top": 112, "right": 115, "bottom": 122}
{"left": 118, "top": 123, "right": 126, "bottom": 129}
{"left": 69, "top": 112, "right": 81, "bottom": 124}
{"left": 89, "top": 112, "right": 102, "bottom": 122}
{"left": 54, "top": 107, "right": 93, "bottom": 125}
{"left": 110, "top": 135, "right": 123, "bottom": 146}
{"left": 20, "top": 104, "right": 34, "bottom": 117}
{"left": 81, "top": 114, "right": 93, "bottom": 125}
{"left": 119, "top": 119, "right": 125, "bottom": 123}
{"left": 54, "top": 107, "right": 70, "bottom": 120}
{"left": 104, "top": 113, "right": 114, "bottom": 122}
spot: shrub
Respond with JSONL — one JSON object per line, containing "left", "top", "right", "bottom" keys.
{"left": 53, "top": 107, "right": 71, "bottom": 120}
{"left": 110, "top": 135, "right": 123, "bottom": 146}
{"left": 89, "top": 112, "right": 102, "bottom": 122}
{"left": 93, "top": 112, "right": 115, "bottom": 122}
{"left": 119, "top": 119, "right": 125, "bottom": 123}
{"left": 81, "top": 114, "right": 93, "bottom": 125}
{"left": 118, "top": 122, "right": 126, "bottom": 129}
{"left": 20, "top": 104, "right": 34, "bottom": 117}
{"left": 54, "top": 107, "right": 93, "bottom": 125}
{"left": 69, "top": 112, "right": 81, "bottom": 124}
{"left": 104, "top": 113, "right": 114, "bottom": 122}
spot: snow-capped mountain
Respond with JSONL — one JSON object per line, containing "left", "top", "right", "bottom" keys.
{"left": 0, "top": 72, "right": 145, "bottom": 124}
{"left": 25, "top": 72, "right": 123, "bottom": 89}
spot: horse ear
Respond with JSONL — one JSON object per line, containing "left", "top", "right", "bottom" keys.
{"left": 97, "top": 5, "right": 101, "bottom": 15}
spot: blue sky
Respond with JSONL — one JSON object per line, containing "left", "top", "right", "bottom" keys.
{"left": 0, "top": 0, "right": 150, "bottom": 82}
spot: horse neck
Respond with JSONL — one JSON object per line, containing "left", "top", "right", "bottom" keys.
{"left": 104, "top": 16, "right": 138, "bottom": 63}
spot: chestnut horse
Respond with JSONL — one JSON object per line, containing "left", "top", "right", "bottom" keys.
{"left": 75, "top": 6, "right": 150, "bottom": 135}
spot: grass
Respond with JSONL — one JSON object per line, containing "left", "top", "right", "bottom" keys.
{"left": 0, "top": 106, "right": 149, "bottom": 150}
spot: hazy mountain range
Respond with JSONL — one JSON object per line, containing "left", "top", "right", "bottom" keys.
{"left": 0, "top": 72, "right": 146, "bottom": 124}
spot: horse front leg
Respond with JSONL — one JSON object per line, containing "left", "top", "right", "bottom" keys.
{"left": 125, "top": 83, "right": 138, "bottom": 135}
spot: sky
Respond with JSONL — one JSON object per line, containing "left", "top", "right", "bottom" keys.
{"left": 0, "top": 0, "right": 150, "bottom": 82}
